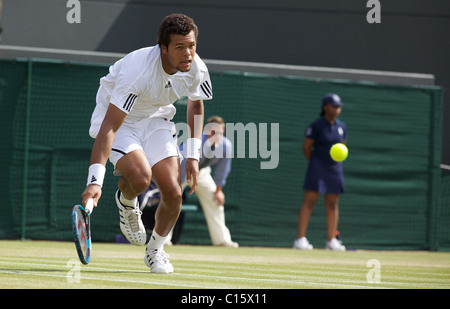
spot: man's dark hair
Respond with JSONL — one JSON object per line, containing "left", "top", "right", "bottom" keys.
{"left": 158, "top": 14, "right": 199, "bottom": 47}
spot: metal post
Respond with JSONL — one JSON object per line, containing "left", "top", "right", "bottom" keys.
{"left": 21, "top": 60, "right": 32, "bottom": 240}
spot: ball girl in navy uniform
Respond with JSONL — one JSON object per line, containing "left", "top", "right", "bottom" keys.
{"left": 293, "top": 94, "right": 347, "bottom": 251}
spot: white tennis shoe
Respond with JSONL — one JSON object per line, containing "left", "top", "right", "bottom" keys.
{"left": 326, "top": 237, "right": 346, "bottom": 251}
{"left": 115, "top": 190, "right": 146, "bottom": 246}
{"left": 144, "top": 248, "right": 174, "bottom": 274}
{"left": 293, "top": 237, "right": 313, "bottom": 250}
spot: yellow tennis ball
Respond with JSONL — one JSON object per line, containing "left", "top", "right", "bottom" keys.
{"left": 330, "top": 143, "right": 348, "bottom": 162}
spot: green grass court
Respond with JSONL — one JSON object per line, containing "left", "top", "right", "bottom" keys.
{"left": 0, "top": 240, "right": 449, "bottom": 289}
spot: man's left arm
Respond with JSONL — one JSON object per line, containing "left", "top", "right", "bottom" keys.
{"left": 185, "top": 99, "right": 204, "bottom": 194}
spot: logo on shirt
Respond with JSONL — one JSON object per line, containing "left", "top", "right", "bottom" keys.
{"left": 165, "top": 81, "right": 172, "bottom": 89}
{"left": 338, "top": 127, "right": 344, "bottom": 136}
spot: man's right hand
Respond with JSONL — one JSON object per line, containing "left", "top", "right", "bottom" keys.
{"left": 81, "top": 184, "right": 102, "bottom": 208}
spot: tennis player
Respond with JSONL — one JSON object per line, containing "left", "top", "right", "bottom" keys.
{"left": 293, "top": 94, "right": 347, "bottom": 251}
{"left": 81, "top": 14, "right": 213, "bottom": 273}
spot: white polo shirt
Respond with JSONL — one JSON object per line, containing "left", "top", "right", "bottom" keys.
{"left": 89, "top": 45, "right": 212, "bottom": 138}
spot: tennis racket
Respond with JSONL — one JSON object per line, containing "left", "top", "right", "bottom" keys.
{"left": 72, "top": 198, "right": 94, "bottom": 265}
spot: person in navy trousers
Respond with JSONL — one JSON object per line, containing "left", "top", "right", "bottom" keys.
{"left": 293, "top": 94, "right": 347, "bottom": 251}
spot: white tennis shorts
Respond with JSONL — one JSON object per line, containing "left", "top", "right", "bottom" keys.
{"left": 109, "top": 117, "right": 180, "bottom": 171}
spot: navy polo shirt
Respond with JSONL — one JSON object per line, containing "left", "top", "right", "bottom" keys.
{"left": 305, "top": 116, "right": 347, "bottom": 165}
{"left": 303, "top": 116, "right": 347, "bottom": 194}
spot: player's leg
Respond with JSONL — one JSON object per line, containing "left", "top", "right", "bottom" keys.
{"left": 151, "top": 156, "right": 182, "bottom": 238}
{"left": 194, "top": 167, "right": 237, "bottom": 247}
{"left": 293, "top": 190, "right": 319, "bottom": 249}
{"left": 116, "top": 149, "right": 152, "bottom": 199}
{"left": 141, "top": 120, "right": 181, "bottom": 273}
{"left": 324, "top": 193, "right": 345, "bottom": 251}
{"left": 114, "top": 149, "right": 151, "bottom": 245}
{"left": 143, "top": 156, "right": 181, "bottom": 274}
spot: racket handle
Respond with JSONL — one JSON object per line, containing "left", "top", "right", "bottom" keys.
{"left": 85, "top": 198, "right": 94, "bottom": 215}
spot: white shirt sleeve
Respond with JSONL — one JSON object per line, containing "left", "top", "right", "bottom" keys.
{"left": 109, "top": 56, "right": 142, "bottom": 114}
{"left": 187, "top": 56, "right": 213, "bottom": 101}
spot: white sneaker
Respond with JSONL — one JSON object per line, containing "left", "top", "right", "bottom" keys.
{"left": 214, "top": 241, "right": 239, "bottom": 248}
{"left": 144, "top": 248, "right": 174, "bottom": 274}
{"left": 293, "top": 237, "right": 313, "bottom": 250}
{"left": 116, "top": 190, "right": 146, "bottom": 246}
{"left": 326, "top": 237, "right": 346, "bottom": 251}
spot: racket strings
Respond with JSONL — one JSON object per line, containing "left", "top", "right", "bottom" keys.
{"left": 72, "top": 205, "right": 91, "bottom": 264}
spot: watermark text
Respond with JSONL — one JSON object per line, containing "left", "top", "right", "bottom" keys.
{"left": 176, "top": 119, "right": 279, "bottom": 170}
{"left": 366, "top": 259, "right": 381, "bottom": 283}
{"left": 366, "top": 0, "right": 381, "bottom": 24}
{"left": 66, "top": 259, "right": 81, "bottom": 283}
{"left": 66, "top": 0, "right": 81, "bottom": 24}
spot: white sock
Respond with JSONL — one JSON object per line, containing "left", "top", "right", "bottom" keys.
{"left": 147, "top": 230, "right": 166, "bottom": 251}
{"left": 119, "top": 191, "right": 137, "bottom": 208}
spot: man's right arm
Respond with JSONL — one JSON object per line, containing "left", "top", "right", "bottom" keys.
{"left": 81, "top": 103, "right": 127, "bottom": 206}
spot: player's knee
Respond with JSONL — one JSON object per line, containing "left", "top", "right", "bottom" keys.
{"left": 129, "top": 175, "right": 151, "bottom": 195}
{"left": 161, "top": 187, "right": 182, "bottom": 206}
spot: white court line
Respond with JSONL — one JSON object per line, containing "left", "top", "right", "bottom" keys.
{"left": 0, "top": 269, "right": 210, "bottom": 289}
{"left": 1, "top": 260, "right": 448, "bottom": 288}
{"left": 0, "top": 261, "right": 211, "bottom": 288}
{"left": 0, "top": 260, "right": 388, "bottom": 289}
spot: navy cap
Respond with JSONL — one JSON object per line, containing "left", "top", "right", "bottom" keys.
{"left": 322, "top": 94, "right": 343, "bottom": 107}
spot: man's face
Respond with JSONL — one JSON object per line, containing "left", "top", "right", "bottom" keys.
{"left": 161, "top": 30, "right": 196, "bottom": 74}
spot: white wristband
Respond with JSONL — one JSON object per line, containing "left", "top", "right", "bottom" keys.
{"left": 186, "top": 138, "right": 202, "bottom": 161}
{"left": 86, "top": 163, "right": 106, "bottom": 187}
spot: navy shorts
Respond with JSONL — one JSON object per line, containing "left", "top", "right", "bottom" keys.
{"left": 303, "top": 155, "right": 344, "bottom": 194}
